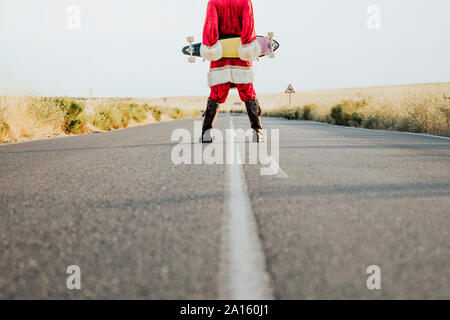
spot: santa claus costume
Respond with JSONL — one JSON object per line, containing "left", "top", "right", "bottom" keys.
{"left": 200, "top": 0, "right": 265, "bottom": 143}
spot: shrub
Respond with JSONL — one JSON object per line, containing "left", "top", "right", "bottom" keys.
{"left": 129, "top": 103, "right": 147, "bottom": 123}
{"left": 117, "top": 104, "right": 132, "bottom": 127}
{"left": 93, "top": 109, "right": 112, "bottom": 131}
{"left": 149, "top": 106, "right": 162, "bottom": 121}
{"left": 294, "top": 108, "right": 303, "bottom": 120}
{"left": 263, "top": 105, "right": 317, "bottom": 121}
{"left": 33, "top": 98, "right": 65, "bottom": 125}
{"left": 93, "top": 105, "right": 121, "bottom": 131}
{"left": 92, "top": 103, "right": 150, "bottom": 131}
{"left": 54, "top": 98, "right": 87, "bottom": 134}
{"left": 191, "top": 109, "right": 202, "bottom": 118}
{"left": 168, "top": 107, "right": 184, "bottom": 120}
{"left": 440, "top": 107, "right": 450, "bottom": 119}
{"left": 362, "top": 116, "right": 379, "bottom": 130}
{"left": 325, "top": 114, "right": 335, "bottom": 124}
{"left": 302, "top": 104, "right": 317, "bottom": 121}
{"left": 351, "top": 111, "right": 364, "bottom": 126}
{"left": 330, "top": 105, "right": 345, "bottom": 125}
{"left": 396, "top": 116, "right": 422, "bottom": 133}
{"left": 142, "top": 103, "right": 151, "bottom": 112}
{"left": 330, "top": 100, "right": 367, "bottom": 126}
{"left": 0, "top": 108, "right": 9, "bottom": 140}
{"left": 281, "top": 108, "right": 297, "bottom": 120}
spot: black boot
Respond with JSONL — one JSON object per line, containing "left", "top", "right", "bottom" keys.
{"left": 245, "top": 99, "right": 265, "bottom": 142}
{"left": 202, "top": 98, "right": 220, "bottom": 143}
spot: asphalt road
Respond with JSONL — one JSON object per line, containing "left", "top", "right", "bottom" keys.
{"left": 0, "top": 114, "right": 449, "bottom": 299}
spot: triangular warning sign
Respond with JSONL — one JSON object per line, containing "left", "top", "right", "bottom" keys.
{"left": 285, "top": 84, "right": 296, "bottom": 94}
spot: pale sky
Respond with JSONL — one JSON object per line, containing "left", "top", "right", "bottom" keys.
{"left": 1, "top": 0, "right": 449, "bottom": 98}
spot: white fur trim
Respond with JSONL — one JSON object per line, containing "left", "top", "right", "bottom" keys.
{"left": 200, "top": 42, "right": 223, "bottom": 61}
{"left": 207, "top": 66, "right": 255, "bottom": 87}
{"left": 238, "top": 40, "right": 262, "bottom": 61}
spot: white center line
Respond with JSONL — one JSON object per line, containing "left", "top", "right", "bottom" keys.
{"left": 219, "top": 116, "right": 274, "bottom": 300}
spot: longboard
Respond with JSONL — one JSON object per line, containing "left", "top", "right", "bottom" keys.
{"left": 182, "top": 33, "right": 280, "bottom": 63}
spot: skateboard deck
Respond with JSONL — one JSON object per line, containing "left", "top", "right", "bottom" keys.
{"left": 182, "top": 35, "right": 280, "bottom": 61}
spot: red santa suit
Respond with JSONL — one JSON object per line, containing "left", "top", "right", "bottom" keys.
{"left": 201, "top": 0, "right": 262, "bottom": 103}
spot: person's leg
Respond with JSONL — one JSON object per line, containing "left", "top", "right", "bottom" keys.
{"left": 210, "top": 83, "right": 231, "bottom": 104}
{"left": 202, "top": 83, "right": 231, "bottom": 143}
{"left": 236, "top": 83, "right": 265, "bottom": 142}
{"left": 235, "top": 83, "right": 256, "bottom": 102}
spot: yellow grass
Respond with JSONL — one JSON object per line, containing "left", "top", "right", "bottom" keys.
{"left": 1, "top": 83, "right": 449, "bottom": 143}
{"left": 0, "top": 96, "right": 66, "bottom": 143}
{"left": 0, "top": 96, "right": 201, "bottom": 144}
{"left": 258, "top": 83, "right": 450, "bottom": 137}
{"left": 143, "top": 83, "right": 450, "bottom": 136}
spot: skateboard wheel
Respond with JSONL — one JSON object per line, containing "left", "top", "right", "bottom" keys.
{"left": 187, "top": 36, "right": 194, "bottom": 43}
{"left": 188, "top": 57, "right": 196, "bottom": 63}
{"left": 269, "top": 53, "right": 275, "bottom": 59}
{"left": 267, "top": 32, "right": 274, "bottom": 38}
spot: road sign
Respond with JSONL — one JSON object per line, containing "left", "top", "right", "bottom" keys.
{"left": 285, "top": 84, "right": 296, "bottom": 105}
{"left": 285, "top": 84, "right": 296, "bottom": 94}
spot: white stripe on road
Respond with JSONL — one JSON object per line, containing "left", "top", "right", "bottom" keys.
{"left": 219, "top": 116, "right": 274, "bottom": 300}
{"left": 304, "top": 120, "right": 450, "bottom": 141}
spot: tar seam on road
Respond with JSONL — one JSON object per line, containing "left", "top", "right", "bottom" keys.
{"left": 219, "top": 115, "right": 274, "bottom": 300}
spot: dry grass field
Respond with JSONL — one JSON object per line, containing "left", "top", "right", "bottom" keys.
{"left": 142, "top": 83, "right": 450, "bottom": 136}
{"left": 256, "top": 82, "right": 450, "bottom": 137}
{"left": 1, "top": 82, "right": 449, "bottom": 143}
{"left": 0, "top": 96, "right": 200, "bottom": 143}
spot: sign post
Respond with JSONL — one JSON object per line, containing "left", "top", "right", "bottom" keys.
{"left": 285, "top": 84, "right": 296, "bottom": 106}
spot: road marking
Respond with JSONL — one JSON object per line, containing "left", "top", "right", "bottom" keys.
{"left": 303, "top": 120, "right": 450, "bottom": 141}
{"left": 231, "top": 115, "right": 288, "bottom": 178}
{"left": 219, "top": 116, "right": 274, "bottom": 300}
